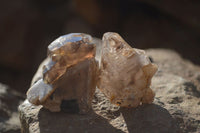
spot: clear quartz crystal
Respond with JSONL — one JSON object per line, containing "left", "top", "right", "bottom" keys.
{"left": 27, "top": 33, "right": 97, "bottom": 113}
{"left": 97, "top": 32, "right": 158, "bottom": 107}
{"left": 43, "top": 33, "right": 95, "bottom": 84}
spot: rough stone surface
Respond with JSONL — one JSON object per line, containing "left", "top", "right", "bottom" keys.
{"left": 0, "top": 83, "right": 24, "bottom": 133}
{"left": 148, "top": 49, "right": 200, "bottom": 133}
{"left": 19, "top": 49, "right": 200, "bottom": 133}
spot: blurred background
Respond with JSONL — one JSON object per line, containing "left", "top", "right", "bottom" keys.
{"left": 0, "top": 0, "right": 200, "bottom": 93}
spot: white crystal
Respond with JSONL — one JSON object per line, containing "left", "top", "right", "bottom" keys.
{"left": 27, "top": 79, "right": 53, "bottom": 105}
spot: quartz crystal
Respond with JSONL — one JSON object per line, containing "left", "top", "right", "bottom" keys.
{"left": 97, "top": 32, "right": 158, "bottom": 107}
{"left": 27, "top": 32, "right": 158, "bottom": 113}
{"left": 27, "top": 33, "right": 98, "bottom": 113}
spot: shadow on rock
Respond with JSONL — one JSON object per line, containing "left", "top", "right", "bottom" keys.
{"left": 38, "top": 108, "right": 124, "bottom": 133}
{"left": 120, "top": 104, "right": 180, "bottom": 133}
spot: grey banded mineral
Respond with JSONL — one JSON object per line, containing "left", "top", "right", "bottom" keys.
{"left": 97, "top": 32, "right": 158, "bottom": 107}
{"left": 27, "top": 33, "right": 98, "bottom": 114}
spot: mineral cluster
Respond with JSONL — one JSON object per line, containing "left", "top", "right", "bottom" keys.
{"left": 26, "top": 32, "right": 157, "bottom": 113}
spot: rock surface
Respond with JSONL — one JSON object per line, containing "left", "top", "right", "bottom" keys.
{"left": 19, "top": 49, "right": 200, "bottom": 133}
{"left": 148, "top": 49, "right": 200, "bottom": 133}
{"left": 0, "top": 83, "right": 24, "bottom": 133}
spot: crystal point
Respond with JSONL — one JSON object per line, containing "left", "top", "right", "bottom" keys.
{"left": 97, "top": 32, "right": 157, "bottom": 107}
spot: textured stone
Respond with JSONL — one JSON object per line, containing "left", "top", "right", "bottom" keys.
{"left": 27, "top": 33, "right": 98, "bottom": 114}
{"left": 148, "top": 49, "right": 200, "bottom": 133}
{"left": 97, "top": 32, "right": 157, "bottom": 107}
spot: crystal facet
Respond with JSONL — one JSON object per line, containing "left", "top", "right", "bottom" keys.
{"left": 44, "top": 33, "right": 95, "bottom": 84}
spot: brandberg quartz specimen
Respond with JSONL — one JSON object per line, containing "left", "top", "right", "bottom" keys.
{"left": 27, "top": 32, "right": 158, "bottom": 113}
{"left": 27, "top": 33, "right": 98, "bottom": 113}
{"left": 97, "top": 32, "right": 158, "bottom": 107}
